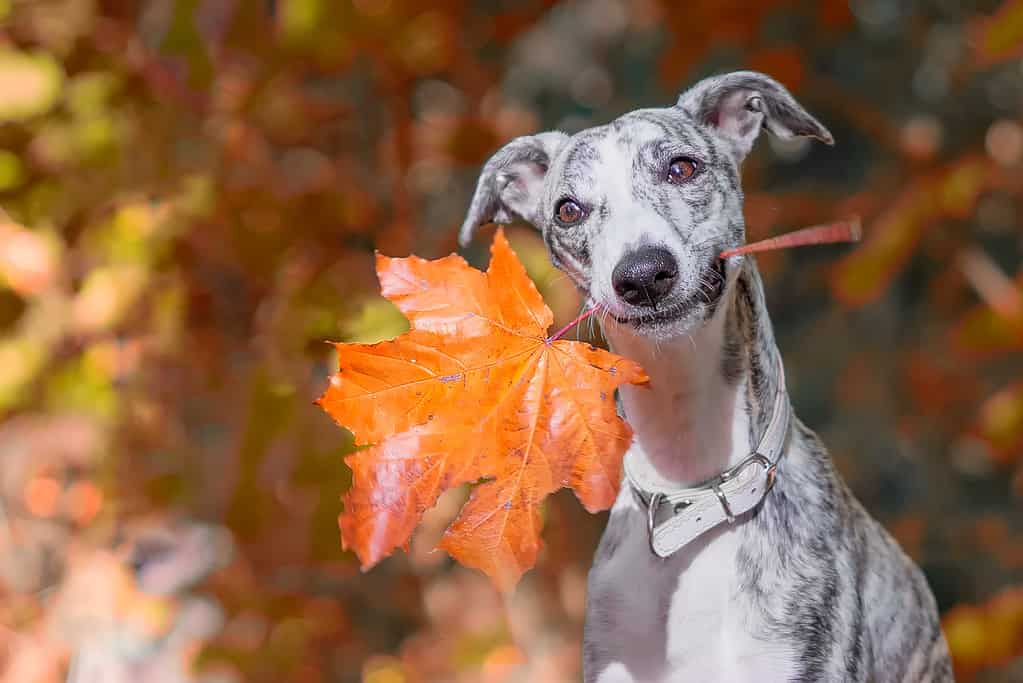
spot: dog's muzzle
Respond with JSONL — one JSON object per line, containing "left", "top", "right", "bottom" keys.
{"left": 611, "top": 255, "right": 727, "bottom": 328}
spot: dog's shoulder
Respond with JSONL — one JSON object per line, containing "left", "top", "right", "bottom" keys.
{"left": 767, "top": 421, "right": 953, "bottom": 682}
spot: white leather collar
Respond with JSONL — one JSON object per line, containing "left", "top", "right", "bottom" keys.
{"left": 623, "top": 356, "right": 791, "bottom": 558}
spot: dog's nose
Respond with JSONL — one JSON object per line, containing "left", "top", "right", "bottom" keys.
{"left": 612, "top": 246, "right": 678, "bottom": 307}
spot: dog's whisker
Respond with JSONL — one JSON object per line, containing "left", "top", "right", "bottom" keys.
{"left": 546, "top": 272, "right": 573, "bottom": 288}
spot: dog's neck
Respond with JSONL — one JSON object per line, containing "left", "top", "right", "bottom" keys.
{"left": 602, "top": 258, "right": 783, "bottom": 488}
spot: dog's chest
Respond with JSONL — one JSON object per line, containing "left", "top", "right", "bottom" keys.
{"left": 585, "top": 496, "right": 797, "bottom": 683}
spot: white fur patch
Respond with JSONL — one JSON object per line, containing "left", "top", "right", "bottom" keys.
{"left": 586, "top": 281, "right": 796, "bottom": 683}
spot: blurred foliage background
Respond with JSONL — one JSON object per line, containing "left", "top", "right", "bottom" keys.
{"left": 0, "top": 0, "right": 1023, "bottom": 681}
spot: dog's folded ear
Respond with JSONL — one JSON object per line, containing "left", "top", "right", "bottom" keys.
{"left": 676, "top": 71, "right": 833, "bottom": 160}
{"left": 458, "top": 131, "right": 568, "bottom": 246}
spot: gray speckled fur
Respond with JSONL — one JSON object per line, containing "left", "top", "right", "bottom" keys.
{"left": 579, "top": 262, "right": 951, "bottom": 682}
{"left": 460, "top": 71, "right": 952, "bottom": 683}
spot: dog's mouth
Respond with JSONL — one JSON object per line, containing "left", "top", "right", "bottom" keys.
{"left": 612, "top": 257, "right": 727, "bottom": 329}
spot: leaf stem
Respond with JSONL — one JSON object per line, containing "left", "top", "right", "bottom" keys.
{"left": 720, "top": 217, "right": 862, "bottom": 259}
{"left": 547, "top": 306, "right": 601, "bottom": 343}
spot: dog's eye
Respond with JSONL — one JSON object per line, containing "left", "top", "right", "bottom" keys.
{"left": 667, "top": 157, "right": 699, "bottom": 184}
{"left": 555, "top": 198, "right": 584, "bottom": 225}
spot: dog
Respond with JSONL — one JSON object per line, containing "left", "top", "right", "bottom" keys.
{"left": 458, "top": 71, "right": 953, "bottom": 682}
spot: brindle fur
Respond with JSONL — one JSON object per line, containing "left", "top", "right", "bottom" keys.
{"left": 460, "top": 71, "right": 952, "bottom": 683}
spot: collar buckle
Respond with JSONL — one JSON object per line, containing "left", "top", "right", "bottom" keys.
{"left": 720, "top": 451, "right": 772, "bottom": 484}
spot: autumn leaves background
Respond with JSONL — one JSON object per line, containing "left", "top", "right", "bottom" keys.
{"left": 0, "top": 0, "right": 1022, "bottom": 681}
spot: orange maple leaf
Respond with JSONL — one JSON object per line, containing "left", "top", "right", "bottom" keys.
{"left": 316, "top": 229, "right": 648, "bottom": 591}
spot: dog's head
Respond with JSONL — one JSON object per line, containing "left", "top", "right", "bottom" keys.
{"left": 460, "top": 71, "right": 832, "bottom": 338}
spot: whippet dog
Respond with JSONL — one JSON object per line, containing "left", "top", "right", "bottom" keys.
{"left": 459, "top": 72, "right": 952, "bottom": 682}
